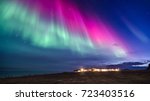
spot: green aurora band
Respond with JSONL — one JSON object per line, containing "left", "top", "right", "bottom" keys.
{"left": 0, "top": 1, "right": 127, "bottom": 57}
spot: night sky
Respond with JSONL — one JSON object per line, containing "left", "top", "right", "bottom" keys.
{"left": 0, "top": 0, "right": 150, "bottom": 76}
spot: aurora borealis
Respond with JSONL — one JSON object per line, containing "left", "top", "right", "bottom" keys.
{"left": 0, "top": 0, "right": 127, "bottom": 57}
{"left": 0, "top": 0, "right": 150, "bottom": 76}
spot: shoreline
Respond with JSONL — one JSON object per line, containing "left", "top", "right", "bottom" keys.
{"left": 0, "top": 71, "right": 150, "bottom": 84}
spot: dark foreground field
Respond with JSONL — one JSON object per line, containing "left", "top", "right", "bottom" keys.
{"left": 0, "top": 71, "right": 150, "bottom": 84}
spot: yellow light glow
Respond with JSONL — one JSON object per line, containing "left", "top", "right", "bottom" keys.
{"left": 76, "top": 68, "right": 120, "bottom": 73}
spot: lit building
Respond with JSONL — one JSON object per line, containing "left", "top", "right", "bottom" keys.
{"left": 74, "top": 67, "right": 120, "bottom": 73}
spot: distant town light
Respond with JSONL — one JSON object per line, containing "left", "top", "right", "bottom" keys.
{"left": 76, "top": 68, "right": 120, "bottom": 73}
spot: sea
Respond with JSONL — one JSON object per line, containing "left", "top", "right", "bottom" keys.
{"left": 0, "top": 67, "right": 147, "bottom": 78}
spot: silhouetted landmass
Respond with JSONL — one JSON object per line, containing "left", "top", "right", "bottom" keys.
{"left": 0, "top": 70, "right": 150, "bottom": 84}
{"left": 82, "top": 61, "right": 148, "bottom": 70}
{"left": 147, "top": 64, "right": 150, "bottom": 71}
{"left": 0, "top": 62, "right": 150, "bottom": 84}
